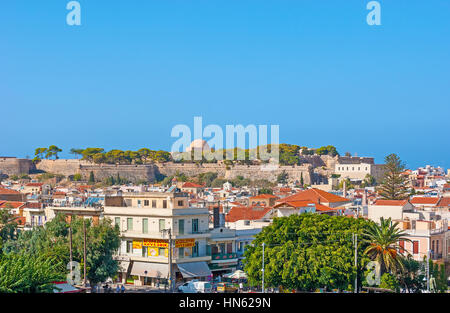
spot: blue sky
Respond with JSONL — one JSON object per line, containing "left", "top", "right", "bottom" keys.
{"left": 1, "top": 0, "right": 449, "bottom": 169}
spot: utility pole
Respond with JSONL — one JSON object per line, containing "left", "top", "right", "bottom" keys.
{"left": 162, "top": 228, "right": 174, "bottom": 293}
{"left": 354, "top": 233, "right": 358, "bottom": 293}
{"left": 262, "top": 242, "right": 265, "bottom": 293}
{"left": 83, "top": 218, "right": 87, "bottom": 286}
{"left": 426, "top": 250, "right": 430, "bottom": 293}
{"left": 69, "top": 224, "right": 73, "bottom": 280}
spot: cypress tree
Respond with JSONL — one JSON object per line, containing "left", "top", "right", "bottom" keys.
{"left": 378, "top": 154, "right": 409, "bottom": 200}
{"left": 88, "top": 171, "right": 95, "bottom": 184}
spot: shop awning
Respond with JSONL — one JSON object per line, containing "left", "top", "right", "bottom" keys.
{"left": 177, "top": 262, "right": 212, "bottom": 278}
{"left": 130, "top": 262, "right": 169, "bottom": 278}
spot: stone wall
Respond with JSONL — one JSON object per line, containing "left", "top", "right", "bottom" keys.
{"left": 30, "top": 159, "right": 314, "bottom": 184}
{"left": 36, "top": 159, "right": 88, "bottom": 176}
{"left": 80, "top": 164, "right": 157, "bottom": 183}
{"left": 0, "top": 157, "right": 34, "bottom": 175}
{"left": 155, "top": 162, "right": 313, "bottom": 184}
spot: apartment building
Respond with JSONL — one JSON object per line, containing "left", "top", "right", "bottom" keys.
{"left": 103, "top": 191, "right": 212, "bottom": 287}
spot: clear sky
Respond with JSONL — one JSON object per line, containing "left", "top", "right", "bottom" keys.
{"left": 1, "top": 0, "right": 449, "bottom": 169}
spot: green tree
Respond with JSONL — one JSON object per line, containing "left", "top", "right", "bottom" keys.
{"left": 316, "top": 145, "right": 339, "bottom": 157}
{"left": 0, "top": 208, "right": 18, "bottom": 254}
{"left": 81, "top": 148, "right": 105, "bottom": 162}
{"left": 379, "top": 273, "right": 400, "bottom": 292}
{"left": 397, "top": 255, "right": 425, "bottom": 293}
{"left": 0, "top": 253, "right": 64, "bottom": 293}
{"left": 378, "top": 154, "right": 409, "bottom": 200}
{"left": 4, "top": 214, "right": 121, "bottom": 287}
{"left": 277, "top": 170, "right": 288, "bottom": 185}
{"left": 362, "top": 174, "right": 376, "bottom": 187}
{"left": 70, "top": 148, "right": 84, "bottom": 159}
{"left": 258, "top": 188, "right": 273, "bottom": 195}
{"left": 33, "top": 147, "right": 48, "bottom": 162}
{"left": 243, "top": 214, "right": 372, "bottom": 292}
{"left": 45, "top": 145, "right": 62, "bottom": 160}
{"left": 198, "top": 172, "right": 218, "bottom": 187}
{"left": 363, "top": 217, "right": 410, "bottom": 275}
{"left": 72, "top": 173, "right": 82, "bottom": 181}
{"left": 88, "top": 171, "right": 95, "bottom": 184}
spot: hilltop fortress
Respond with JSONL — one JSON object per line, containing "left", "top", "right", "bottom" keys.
{"left": 0, "top": 154, "right": 383, "bottom": 185}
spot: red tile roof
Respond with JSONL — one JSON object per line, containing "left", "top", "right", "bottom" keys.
{"left": 437, "top": 197, "right": 450, "bottom": 207}
{"left": 25, "top": 202, "right": 42, "bottom": 209}
{"left": 250, "top": 194, "right": 278, "bottom": 200}
{"left": 278, "top": 188, "right": 350, "bottom": 204}
{"left": 410, "top": 197, "right": 440, "bottom": 205}
{"left": 373, "top": 199, "right": 409, "bottom": 206}
{"left": 25, "top": 183, "right": 43, "bottom": 187}
{"left": 0, "top": 187, "right": 20, "bottom": 194}
{"left": 182, "top": 182, "right": 204, "bottom": 188}
{"left": 0, "top": 201, "right": 26, "bottom": 209}
{"left": 225, "top": 206, "right": 272, "bottom": 223}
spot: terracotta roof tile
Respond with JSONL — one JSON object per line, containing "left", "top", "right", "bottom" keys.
{"left": 0, "top": 187, "right": 20, "bottom": 194}
{"left": 410, "top": 197, "right": 440, "bottom": 205}
{"left": 277, "top": 188, "right": 350, "bottom": 204}
{"left": 225, "top": 206, "right": 272, "bottom": 223}
{"left": 373, "top": 199, "right": 409, "bottom": 206}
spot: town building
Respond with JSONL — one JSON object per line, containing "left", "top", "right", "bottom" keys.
{"left": 103, "top": 191, "right": 212, "bottom": 287}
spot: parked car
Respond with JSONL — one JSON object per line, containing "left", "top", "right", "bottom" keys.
{"left": 216, "top": 282, "right": 238, "bottom": 293}
{"left": 178, "top": 280, "right": 212, "bottom": 293}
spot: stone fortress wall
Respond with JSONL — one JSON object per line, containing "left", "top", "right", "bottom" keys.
{"left": 0, "top": 157, "right": 34, "bottom": 175}
{"left": 1, "top": 154, "right": 377, "bottom": 184}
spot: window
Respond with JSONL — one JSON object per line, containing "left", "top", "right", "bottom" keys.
{"left": 239, "top": 242, "right": 244, "bottom": 252}
{"left": 192, "top": 219, "right": 199, "bottom": 233}
{"left": 142, "top": 218, "right": 148, "bottom": 234}
{"left": 399, "top": 240, "right": 405, "bottom": 254}
{"left": 163, "top": 200, "right": 167, "bottom": 208}
{"left": 413, "top": 241, "right": 419, "bottom": 254}
{"left": 192, "top": 242, "right": 199, "bottom": 257}
{"left": 137, "top": 200, "right": 142, "bottom": 208}
{"left": 159, "top": 247, "right": 166, "bottom": 257}
{"left": 152, "top": 200, "right": 157, "bottom": 208}
{"left": 432, "top": 240, "right": 435, "bottom": 253}
{"left": 178, "top": 200, "right": 184, "bottom": 207}
{"left": 126, "top": 241, "right": 133, "bottom": 253}
{"left": 179, "top": 219, "right": 184, "bottom": 235}
{"left": 159, "top": 219, "right": 165, "bottom": 232}
{"left": 436, "top": 240, "right": 439, "bottom": 253}
{"left": 227, "top": 243, "right": 233, "bottom": 254}
{"left": 127, "top": 218, "right": 133, "bottom": 231}
{"left": 115, "top": 217, "right": 120, "bottom": 227}
{"left": 144, "top": 200, "right": 149, "bottom": 206}
{"left": 179, "top": 247, "right": 184, "bottom": 259}
{"left": 142, "top": 247, "right": 148, "bottom": 257}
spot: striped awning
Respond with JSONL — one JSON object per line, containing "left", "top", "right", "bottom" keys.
{"left": 130, "top": 262, "right": 169, "bottom": 278}
{"left": 177, "top": 262, "right": 212, "bottom": 278}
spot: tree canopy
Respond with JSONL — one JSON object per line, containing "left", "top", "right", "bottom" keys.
{"left": 243, "top": 214, "right": 373, "bottom": 292}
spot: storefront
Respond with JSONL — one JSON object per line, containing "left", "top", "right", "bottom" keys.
{"left": 129, "top": 261, "right": 169, "bottom": 286}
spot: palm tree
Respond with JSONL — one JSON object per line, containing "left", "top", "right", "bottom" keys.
{"left": 363, "top": 217, "right": 410, "bottom": 275}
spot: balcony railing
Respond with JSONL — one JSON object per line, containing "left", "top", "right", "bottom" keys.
{"left": 211, "top": 253, "right": 237, "bottom": 261}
